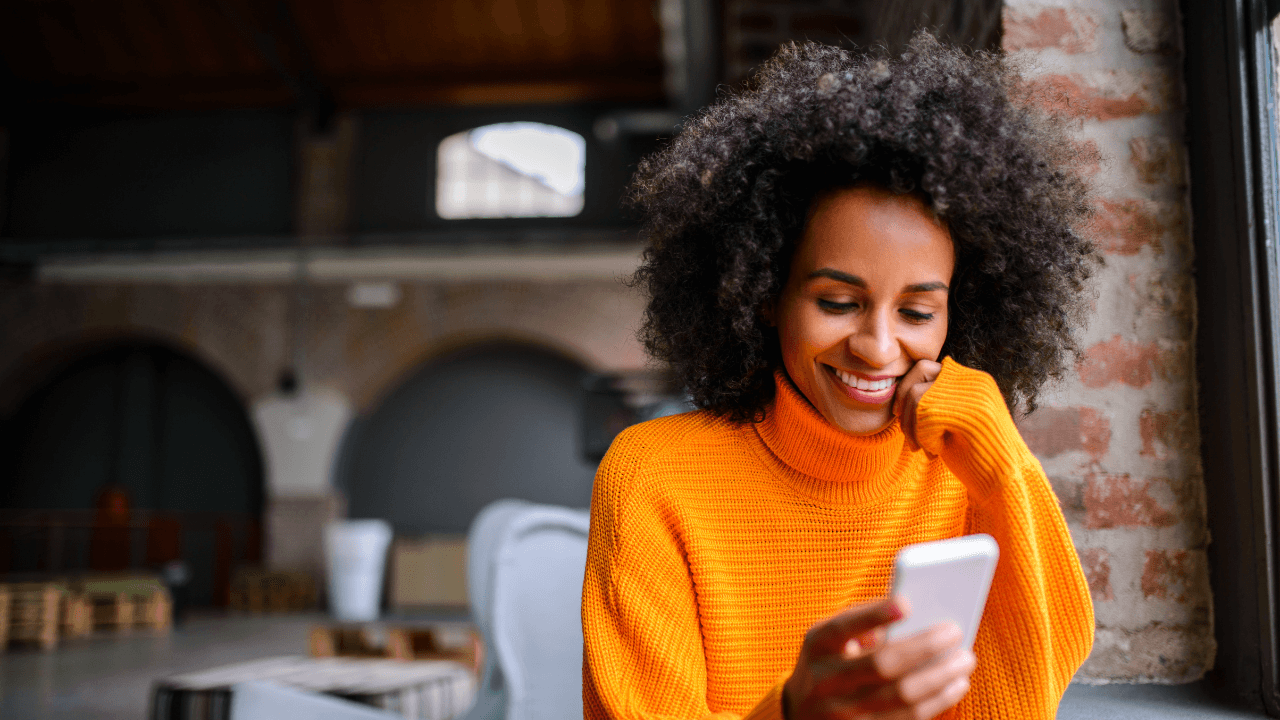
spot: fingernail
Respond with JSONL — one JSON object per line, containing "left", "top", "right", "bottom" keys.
{"left": 931, "top": 623, "right": 962, "bottom": 648}
{"left": 885, "top": 599, "right": 905, "bottom": 622}
{"left": 947, "top": 648, "right": 976, "bottom": 672}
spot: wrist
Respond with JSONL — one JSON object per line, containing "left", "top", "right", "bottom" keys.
{"left": 916, "top": 358, "right": 1036, "bottom": 501}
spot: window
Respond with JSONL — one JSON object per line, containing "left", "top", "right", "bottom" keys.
{"left": 435, "top": 122, "right": 586, "bottom": 220}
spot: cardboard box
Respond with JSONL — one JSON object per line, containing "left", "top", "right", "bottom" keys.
{"left": 389, "top": 536, "right": 468, "bottom": 609}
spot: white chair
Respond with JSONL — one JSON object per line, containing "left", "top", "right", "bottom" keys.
{"left": 458, "top": 499, "right": 533, "bottom": 720}
{"left": 490, "top": 505, "right": 590, "bottom": 720}
{"left": 459, "top": 501, "right": 589, "bottom": 720}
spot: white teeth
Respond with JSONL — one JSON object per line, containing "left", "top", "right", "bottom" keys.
{"left": 834, "top": 369, "right": 894, "bottom": 392}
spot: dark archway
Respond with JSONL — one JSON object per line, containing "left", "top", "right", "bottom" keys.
{"left": 336, "top": 342, "right": 595, "bottom": 536}
{"left": 0, "top": 341, "right": 264, "bottom": 605}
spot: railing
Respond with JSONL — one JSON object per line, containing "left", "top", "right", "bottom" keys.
{"left": 0, "top": 509, "right": 260, "bottom": 607}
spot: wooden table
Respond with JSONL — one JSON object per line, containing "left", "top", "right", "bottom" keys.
{"left": 150, "top": 655, "right": 476, "bottom": 720}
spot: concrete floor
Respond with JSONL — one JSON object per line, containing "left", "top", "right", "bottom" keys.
{"left": 1, "top": 612, "right": 320, "bottom": 719}
{"left": 0, "top": 612, "right": 1270, "bottom": 720}
{"left": 0, "top": 611, "right": 471, "bottom": 720}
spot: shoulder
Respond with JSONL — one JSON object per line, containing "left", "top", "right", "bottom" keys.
{"left": 600, "top": 409, "right": 745, "bottom": 478}
{"left": 592, "top": 409, "right": 751, "bottom": 515}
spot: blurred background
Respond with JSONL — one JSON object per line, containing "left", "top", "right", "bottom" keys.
{"left": 0, "top": 0, "right": 999, "bottom": 614}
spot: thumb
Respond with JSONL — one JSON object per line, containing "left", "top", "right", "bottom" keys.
{"left": 807, "top": 597, "right": 910, "bottom": 658}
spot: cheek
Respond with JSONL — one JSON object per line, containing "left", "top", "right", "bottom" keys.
{"left": 904, "top": 315, "right": 949, "bottom": 361}
{"left": 778, "top": 308, "right": 844, "bottom": 361}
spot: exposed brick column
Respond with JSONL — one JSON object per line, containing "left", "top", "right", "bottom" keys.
{"left": 1004, "top": 0, "right": 1210, "bottom": 683}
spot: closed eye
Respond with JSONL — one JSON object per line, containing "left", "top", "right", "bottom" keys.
{"left": 817, "top": 299, "right": 857, "bottom": 313}
{"left": 900, "top": 308, "right": 935, "bottom": 323}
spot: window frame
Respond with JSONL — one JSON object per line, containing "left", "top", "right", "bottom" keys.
{"left": 351, "top": 103, "right": 667, "bottom": 238}
{"left": 1183, "top": 0, "right": 1280, "bottom": 713}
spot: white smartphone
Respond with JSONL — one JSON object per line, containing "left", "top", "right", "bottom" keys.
{"left": 884, "top": 534, "right": 999, "bottom": 650}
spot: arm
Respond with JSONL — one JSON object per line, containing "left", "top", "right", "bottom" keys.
{"left": 581, "top": 429, "right": 785, "bottom": 720}
{"left": 913, "top": 357, "right": 1095, "bottom": 719}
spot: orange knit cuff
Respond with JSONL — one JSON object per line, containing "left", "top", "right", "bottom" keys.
{"left": 741, "top": 679, "right": 788, "bottom": 720}
{"left": 915, "top": 357, "right": 1039, "bottom": 502}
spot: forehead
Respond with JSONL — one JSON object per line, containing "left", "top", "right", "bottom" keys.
{"left": 793, "top": 186, "right": 955, "bottom": 281}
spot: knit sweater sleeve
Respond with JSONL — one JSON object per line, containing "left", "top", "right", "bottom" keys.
{"left": 914, "top": 357, "right": 1095, "bottom": 720}
{"left": 582, "top": 423, "right": 785, "bottom": 720}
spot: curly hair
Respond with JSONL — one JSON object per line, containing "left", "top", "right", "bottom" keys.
{"left": 630, "top": 33, "right": 1099, "bottom": 421}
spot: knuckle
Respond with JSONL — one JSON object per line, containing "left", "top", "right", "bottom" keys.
{"left": 867, "top": 650, "right": 896, "bottom": 681}
{"left": 889, "top": 678, "right": 914, "bottom": 705}
{"left": 803, "top": 624, "right": 824, "bottom": 649}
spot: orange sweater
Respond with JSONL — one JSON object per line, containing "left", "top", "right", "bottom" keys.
{"left": 582, "top": 358, "right": 1094, "bottom": 720}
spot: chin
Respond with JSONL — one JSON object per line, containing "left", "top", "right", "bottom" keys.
{"left": 826, "top": 404, "right": 894, "bottom": 436}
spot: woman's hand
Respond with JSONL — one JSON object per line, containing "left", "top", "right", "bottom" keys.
{"left": 892, "top": 360, "right": 943, "bottom": 453}
{"left": 782, "top": 598, "right": 976, "bottom": 720}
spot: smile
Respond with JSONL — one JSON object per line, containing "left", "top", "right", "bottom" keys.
{"left": 828, "top": 366, "right": 899, "bottom": 403}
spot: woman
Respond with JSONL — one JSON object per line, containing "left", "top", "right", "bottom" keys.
{"left": 582, "top": 35, "right": 1098, "bottom": 720}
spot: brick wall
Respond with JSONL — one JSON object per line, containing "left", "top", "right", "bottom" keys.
{"left": 1003, "top": 0, "right": 1209, "bottom": 682}
{"left": 0, "top": 278, "right": 648, "bottom": 416}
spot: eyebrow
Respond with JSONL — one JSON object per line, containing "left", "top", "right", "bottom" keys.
{"left": 808, "top": 268, "right": 949, "bottom": 294}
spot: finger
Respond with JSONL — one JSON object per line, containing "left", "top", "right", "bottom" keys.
{"left": 884, "top": 675, "right": 971, "bottom": 720}
{"left": 900, "top": 382, "right": 934, "bottom": 452}
{"left": 806, "top": 598, "right": 908, "bottom": 658}
{"left": 857, "top": 647, "right": 976, "bottom": 713}
{"left": 816, "top": 623, "right": 962, "bottom": 697}
{"left": 892, "top": 360, "right": 942, "bottom": 420}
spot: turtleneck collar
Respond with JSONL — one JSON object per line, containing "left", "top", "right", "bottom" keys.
{"left": 753, "top": 368, "right": 915, "bottom": 504}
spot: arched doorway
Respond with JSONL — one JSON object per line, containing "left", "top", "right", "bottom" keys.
{"left": 0, "top": 341, "right": 264, "bottom": 605}
{"left": 337, "top": 342, "right": 596, "bottom": 535}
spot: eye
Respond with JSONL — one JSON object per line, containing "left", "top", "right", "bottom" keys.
{"left": 817, "top": 299, "right": 858, "bottom": 313}
{"left": 900, "top": 308, "right": 935, "bottom": 323}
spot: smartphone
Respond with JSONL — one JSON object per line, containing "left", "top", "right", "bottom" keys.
{"left": 884, "top": 534, "right": 999, "bottom": 650}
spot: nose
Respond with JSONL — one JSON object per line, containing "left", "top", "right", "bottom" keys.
{"left": 847, "top": 307, "right": 899, "bottom": 368}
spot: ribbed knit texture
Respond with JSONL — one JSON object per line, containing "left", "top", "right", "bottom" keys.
{"left": 582, "top": 357, "right": 1094, "bottom": 720}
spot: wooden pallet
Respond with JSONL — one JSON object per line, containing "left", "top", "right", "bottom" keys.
{"left": 309, "top": 624, "right": 481, "bottom": 673}
{"left": 60, "top": 591, "right": 93, "bottom": 639}
{"left": 7, "top": 582, "right": 60, "bottom": 650}
{"left": 76, "top": 575, "right": 173, "bottom": 632}
{"left": 229, "top": 568, "right": 316, "bottom": 613}
{"left": 0, "top": 586, "right": 10, "bottom": 649}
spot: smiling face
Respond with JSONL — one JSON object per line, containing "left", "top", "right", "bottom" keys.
{"left": 773, "top": 185, "right": 955, "bottom": 435}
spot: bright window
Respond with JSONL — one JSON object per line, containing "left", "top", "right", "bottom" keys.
{"left": 435, "top": 122, "right": 586, "bottom": 219}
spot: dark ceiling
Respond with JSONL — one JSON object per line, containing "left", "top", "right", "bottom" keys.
{"left": 0, "top": 0, "right": 666, "bottom": 111}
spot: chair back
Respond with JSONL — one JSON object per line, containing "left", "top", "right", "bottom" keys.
{"left": 489, "top": 505, "right": 590, "bottom": 720}
{"left": 458, "top": 499, "right": 532, "bottom": 720}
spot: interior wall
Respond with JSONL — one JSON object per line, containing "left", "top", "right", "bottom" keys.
{"left": 1, "top": 342, "right": 262, "bottom": 514}
{"left": 336, "top": 342, "right": 597, "bottom": 535}
{"left": 3, "top": 110, "right": 293, "bottom": 240}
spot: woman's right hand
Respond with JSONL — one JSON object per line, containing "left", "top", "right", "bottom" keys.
{"left": 782, "top": 598, "right": 976, "bottom": 720}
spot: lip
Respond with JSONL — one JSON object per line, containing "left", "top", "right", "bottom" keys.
{"left": 826, "top": 365, "right": 899, "bottom": 405}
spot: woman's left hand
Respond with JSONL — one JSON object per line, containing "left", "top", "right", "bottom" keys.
{"left": 893, "top": 359, "right": 942, "bottom": 452}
